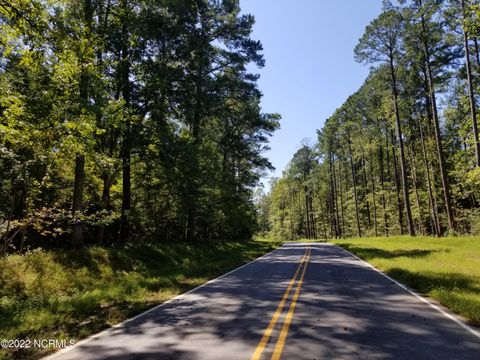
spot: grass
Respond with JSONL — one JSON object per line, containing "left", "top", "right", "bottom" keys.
{"left": 0, "top": 238, "right": 280, "bottom": 360}
{"left": 331, "top": 236, "right": 480, "bottom": 326}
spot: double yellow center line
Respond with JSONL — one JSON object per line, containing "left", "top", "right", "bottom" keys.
{"left": 250, "top": 246, "right": 311, "bottom": 360}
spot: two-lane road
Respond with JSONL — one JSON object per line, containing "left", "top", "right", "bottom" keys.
{"left": 46, "top": 243, "right": 480, "bottom": 360}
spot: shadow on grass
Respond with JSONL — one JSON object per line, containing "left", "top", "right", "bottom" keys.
{"left": 340, "top": 243, "right": 435, "bottom": 260}
{"left": 385, "top": 267, "right": 480, "bottom": 295}
{"left": 50, "top": 239, "right": 277, "bottom": 283}
{"left": 385, "top": 267, "right": 480, "bottom": 325}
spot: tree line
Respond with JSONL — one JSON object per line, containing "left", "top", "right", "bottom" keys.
{"left": 0, "top": 0, "right": 279, "bottom": 252}
{"left": 260, "top": 0, "right": 480, "bottom": 240}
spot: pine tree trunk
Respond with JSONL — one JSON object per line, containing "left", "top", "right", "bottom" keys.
{"left": 347, "top": 132, "right": 362, "bottom": 237}
{"left": 362, "top": 153, "right": 372, "bottom": 228}
{"left": 419, "top": 124, "right": 441, "bottom": 236}
{"left": 304, "top": 185, "right": 311, "bottom": 239}
{"left": 378, "top": 144, "right": 389, "bottom": 236}
{"left": 344, "top": 163, "right": 351, "bottom": 236}
{"left": 338, "top": 163, "right": 346, "bottom": 238}
{"left": 328, "top": 152, "right": 339, "bottom": 238}
{"left": 409, "top": 144, "right": 424, "bottom": 234}
{"left": 391, "top": 130, "right": 405, "bottom": 235}
{"left": 119, "top": 0, "right": 131, "bottom": 242}
{"left": 389, "top": 57, "right": 415, "bottom": 236}
{"left": 462, "top": 0, "right": 480, "bottom": 167}
{"left": 474, "top": 37, "right": 480, "bottom": 67}
{"left": 421, "top": 13, "right": 456, "bottom": 231}
{"left": 420, "top": 70, "right": 441, "bottom": 236}
{"left": 298, "top": 191, "right": 303, "bottom": 239}
{"left": 369, "top": 152, "right": 378, "bottom": 237}
{"left": 319, "top": 201, "right": 327, "bottom": 239}
{"left": 332, "top": 159, "right": 341, "bottom": 237}
{"left": 290, "top": 194, "right": 295, "bottom": 239}
{"left": 308, "top": 192, "right": 316, "bottom": 239}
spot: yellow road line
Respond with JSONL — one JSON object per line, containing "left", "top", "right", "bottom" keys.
{"left": 271, "top": 246, "right": 311, "bottom": 360}
{"left": 250, "top": 247, "right": 309, "bottom": 360}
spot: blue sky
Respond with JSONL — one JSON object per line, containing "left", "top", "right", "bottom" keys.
{"left": 240, "top": 0, "right": 383, "bottom": 189}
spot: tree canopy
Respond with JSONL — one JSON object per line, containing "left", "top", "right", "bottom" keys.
{"left": 0, "top": 0, "right": 280, "bottom": 252}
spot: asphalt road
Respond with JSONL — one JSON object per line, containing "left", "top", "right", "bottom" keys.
{"left": 46, "top": 243, "right": 480, "bottom": 360}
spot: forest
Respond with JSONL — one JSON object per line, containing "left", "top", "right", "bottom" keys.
{"left": 261, "top": 0, "right": 480, "bottom": 240}
{"left": 0, "top": 0, "right": 280, "bottom": 253}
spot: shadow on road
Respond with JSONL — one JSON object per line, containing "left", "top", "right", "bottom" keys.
{"left": 48, "top": 243, "right": 480, "bottom": 360}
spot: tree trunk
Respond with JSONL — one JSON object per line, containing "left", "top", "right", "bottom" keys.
{"left": 119, "top": 0, "right": 131, "bottom": 242}
{"left": 97, "top": 173, "right": 113, "bottom": 245}
{"left": 362, "top": 153, "right": 372, "bottom": 228}
{"left": 72, "top": 154, "right": 85, "bottom": 247}
{"left": 409, "top": 144, "right": 424, "bottom": 234}
{"left": 319, "top": 201, "right": 327, "bottom": 239}
{"left": 391, "top": 130, "right": 405, "bottom": 235}
{"left": 347, "top": 132, "right": 362, "bottom": 237}
{"left": 369, "top": 151, "right": 378, "bottom": 237}
{"left": 418, "top": 126, "right": 442, "bottom": 236}
{"left": 421, "top": 13, "right": 456, "bottom": 231}
{"left": 462, "top": 0, "right": 480, "bottom": 167}
{"left": 304, "top": 185, "right": 311, "bottom": 239}
{"left": 343, "top": 163, "right": 351, "bottom": 236}
{"left": 298, "top": 191, "right": 303, "bottom": 239}
{"left": 389, "top": 57, "right": 415, "bottom": 236}
{"left": 308, "top": 191, "right": 316, "bottom": 239}
{"left": 474, "top": 37, "right": 480, "bottom": 67}
{"left": 420, "top": 69, "right": 441, "bottom": 236}
{"left": 332, "top": 159, "right": 341, "bottom": 238}
{"left": 338, "top": 162, "right": 346, "bottom": 238}
{"left": 378, "top": 144, "right": 389, "bottom": 236}
{"left": 328, "top": 151, "right": 339, "bottom": 238}
{"left": 71, "top": 0, "right": 94, "bottom": 248}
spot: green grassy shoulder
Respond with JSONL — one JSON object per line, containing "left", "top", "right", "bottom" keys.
{"left": 0, "top": 238, "right": 280, "bottom": 360}
{"left": 332, "top": 236, "right": 480, "bottom": 326}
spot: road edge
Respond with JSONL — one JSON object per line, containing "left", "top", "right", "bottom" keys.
{"left": 332, "top": 243, "right": 480, "bottom": 340}
{"left": 41, "top": 244, "right": 283, "bottom": 360}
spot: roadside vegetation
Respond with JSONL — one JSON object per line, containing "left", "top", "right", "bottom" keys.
{"left": 0, "top": 239, "right": 278, "bottom": 360}
{"left": 332, "top": 236, "right": 480, "bottom": 326}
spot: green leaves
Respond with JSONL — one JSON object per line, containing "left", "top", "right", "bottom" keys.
{"left": 0, "top": 0, "right": 278, "bottom": 248}
{"left": 354, "top": 9, "right": 404, "bottom": 65}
